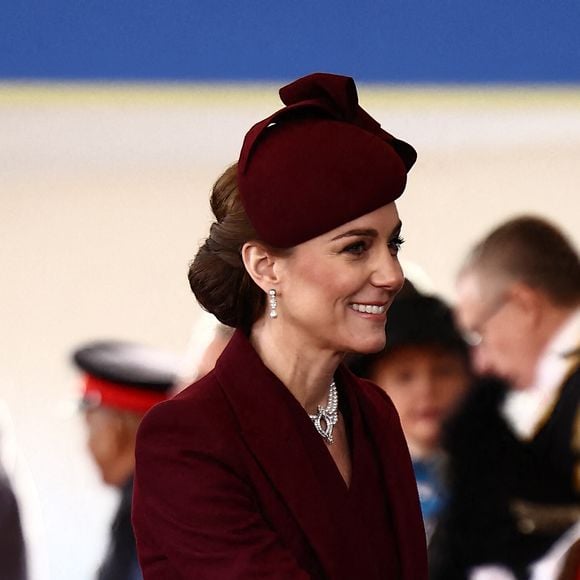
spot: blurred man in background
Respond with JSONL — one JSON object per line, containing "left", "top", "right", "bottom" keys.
{"left": 433, "top": 216, "right": 579, "bottom": 580}
{"left": 0, "top": 462, "right": 26, "bottom": 579}
{"left": 73, "top": 341, "right": 177, "bottom": 580}
{"left": 172, "top": 319, "right": 234, "bottom": 395}
{"left": 195, "top": 323, "right": 234, "bottom": 380}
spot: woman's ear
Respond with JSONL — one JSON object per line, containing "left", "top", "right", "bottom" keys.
{"left": 242, "top": 241, "right": 280, "bottom": 292}
{"left": 241, "top": 241, "right": 281, "bottom": 292}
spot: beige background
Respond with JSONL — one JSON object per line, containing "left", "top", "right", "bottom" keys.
{"left": 1, "top": 83, "right": 579, "bottom": 579}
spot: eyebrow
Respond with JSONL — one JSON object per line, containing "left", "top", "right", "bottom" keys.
{"left": 330, "top": 220, "right": 403, "bottom": 241}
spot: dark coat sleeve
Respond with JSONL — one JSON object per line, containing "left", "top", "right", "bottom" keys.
{"left": 98, "top": 478, "right": 141, "bottom": 580}
{"left": 428, "top": 379, "right": 518, "bottom": 579}
{"left": 428, "top": 374, "right": 580, "bottom": 580}
{"left": 132, "top": 396, "right": 311, "bottom": 580}
{"left": 0, "top": 471, "right": 27, "bottom": 580}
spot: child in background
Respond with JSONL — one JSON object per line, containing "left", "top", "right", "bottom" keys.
{"left": 349, "top": 288, "right": 472, "bottom": 541}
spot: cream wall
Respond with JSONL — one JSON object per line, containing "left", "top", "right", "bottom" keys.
{"left": 1, "top": 84, "right": 579, "bottom": 579}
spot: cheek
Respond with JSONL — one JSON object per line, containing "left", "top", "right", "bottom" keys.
{"left": 86, "top": 419, "right": 116, "bottom": 471}
{"left": 489, "top": 315, "right": 527, "bottom": 353}
{"left": 388, "top": 390, "right": 425, "bottom": 440}
{"left": 484, "top": 331, "right": 511, "bottom": 359}
{"left": 436, "top": 376, "right": 468, "bottom": 409}
{"left": 379, "top": 384, "right": 414, "bottom": 421}
{"left": 87, "top": 429, "right": 108, "bottom": 464}
{"left": 286, "top": 261, "right": 357, "bottom": 312}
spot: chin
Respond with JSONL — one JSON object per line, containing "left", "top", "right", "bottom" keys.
{"left": 349, "top": 333, "right": 386, "bottom": 355}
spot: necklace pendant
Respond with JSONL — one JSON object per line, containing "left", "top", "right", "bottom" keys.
{"left": 309, "top": 380, "right": 339, "bottom": 445}
{"left": 313, "top": 409, "right": 336, "bottom": 443}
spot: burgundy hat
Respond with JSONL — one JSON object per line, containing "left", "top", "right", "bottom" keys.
{"left": 237, "top": 72, "right": 417, "bottom": 248}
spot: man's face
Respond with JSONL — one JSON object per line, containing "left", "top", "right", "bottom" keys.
{"left": 455, "top": 271, "right": 539, "bottom": 389}
{"left": 84, "top": 407, "right": 126, "bottom": 486}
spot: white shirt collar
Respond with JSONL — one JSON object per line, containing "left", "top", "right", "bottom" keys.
{"left": 545, "top": 306, "right": 580, "bottom": 358}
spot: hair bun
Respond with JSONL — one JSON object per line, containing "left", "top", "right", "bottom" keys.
{"left": 188, "top": 165, "right": 264, "bottom": 330}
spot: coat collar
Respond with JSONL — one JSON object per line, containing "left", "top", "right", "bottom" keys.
{"left": 215, "top": 330, "right": 427, "bottom": 580}
{"left": 214, "top": 329, "right": 343, "bottom": 577}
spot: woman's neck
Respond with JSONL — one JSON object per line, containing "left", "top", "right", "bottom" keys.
{"left": 249, "top": 317, "right": 343, "bottom": 413}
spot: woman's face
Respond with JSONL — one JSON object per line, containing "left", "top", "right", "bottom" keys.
{"left": 275, "top": 203, "right": 404, "bottom": 355}
{"left": 369, "top": 345, "right": 469, "bottom": 456}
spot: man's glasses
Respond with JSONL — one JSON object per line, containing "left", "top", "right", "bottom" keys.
{"left": 462, "top": 293, "right": 509, "bottom": 347}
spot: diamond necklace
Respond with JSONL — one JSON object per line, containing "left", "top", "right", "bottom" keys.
{"left": 308, "top": 380, "right": 338, "bottom": 444}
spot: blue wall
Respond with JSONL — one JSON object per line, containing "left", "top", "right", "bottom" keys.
{"left": 2, "top": 1, "right": 580, "bottom": 83}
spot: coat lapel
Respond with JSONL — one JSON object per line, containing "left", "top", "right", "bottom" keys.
{"left": 337, "top": 365, "right": 428, "bottom": 580}
{"left": 214, "top": 330, "right": 342, "bottom": 578}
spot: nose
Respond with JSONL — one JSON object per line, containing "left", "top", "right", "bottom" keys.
{"left": 370, "top": 247, "right": 404, "bottom": 292}
{"left": 414, "top": 374, "right": 437, "bottom": 398}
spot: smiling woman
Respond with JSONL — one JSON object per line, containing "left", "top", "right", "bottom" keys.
{"left": 132, "top": 73, "right": 428, "bottom": 579}
{"left": 261, "top": 206, "right": 404, "bottom": 357}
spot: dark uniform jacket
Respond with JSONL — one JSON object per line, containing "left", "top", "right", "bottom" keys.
{"left": 98, "top": 477, "right": 142, "bottom": 580}
{"left": 133, "top": 329, "right": 428, "bottom": 579}
{"left": 0, "top": 469, "right": 27, "bottom": 580}
{"left": 430, "top": 363, "right": 580, "bottom": 580}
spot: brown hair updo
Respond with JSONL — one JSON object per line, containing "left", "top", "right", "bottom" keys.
{"left": 188, "top": 164, "right": 265, "bottom": 330}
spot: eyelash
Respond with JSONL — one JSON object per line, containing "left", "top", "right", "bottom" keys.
{"left": 342, "top": 235, "right": 405, "bottom": 256}
{"left": 388, "top": 235, "right": 405, "bottom": 254}
{"left": 343, "top": 240, "right": 368, "bottom": 255}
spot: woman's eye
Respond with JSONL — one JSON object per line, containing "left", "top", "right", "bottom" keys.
{"left": 388, "top": 235, "right": 405, "bottom": 255}
{"left": 343, "top": 240, "right": 368, "bottom": 255}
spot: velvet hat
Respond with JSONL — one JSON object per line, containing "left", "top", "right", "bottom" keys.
{"left": 237, "top": 72, "right": 417, "bottom": 248}
{"left": 73, "top": 340, "right": 178, "bottom": 414}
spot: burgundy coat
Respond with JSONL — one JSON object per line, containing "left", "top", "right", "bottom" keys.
{"left": 133, "top": 330, "right": 427, "bottom": 579}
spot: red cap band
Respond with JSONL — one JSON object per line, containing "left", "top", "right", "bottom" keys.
{"left": 82, "top": 375, "right": 167, "bottom": 414}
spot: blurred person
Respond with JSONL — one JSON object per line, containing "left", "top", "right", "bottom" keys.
{"left": 0, "top": 397, "right": 48, "bottom": 580}
{"left": 431, "top": 216, "right": 580, "bottom": 580}
{"left": 172, "top": 320, "right": 234, "bottom": 396}
{"left": 0, "top": 400, "right": 27, "bottom": 580}
{"left": 0, "top": 462, "right": 26, "bottom": 579}
{"left": 196, "top": 323, "right": 234, "bottom": 379}
{"left": 172, "top": 311, "right": 224, "bottom": 392}
{"left": 529, "top": 521, "right": 580, "bottom": 580}
{"left": 133, "top": 73, "right": 428, "bottom": 579}
{"left": 72, "top": 341, "right": 176, "bottom": 580}
{"left": 349, "top": 290, "right": 472, "bottom": 542}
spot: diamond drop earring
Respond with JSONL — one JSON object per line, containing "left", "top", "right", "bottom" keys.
{"left": 268, "top": 289, "right": 278, "bottom": 319}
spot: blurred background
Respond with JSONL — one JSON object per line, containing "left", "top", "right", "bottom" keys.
{"left": 1, "top": 1, "right": 579, "bottom": 578}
